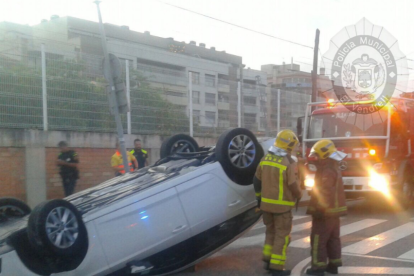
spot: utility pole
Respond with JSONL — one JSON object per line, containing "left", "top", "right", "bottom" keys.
{"left": 311, "top": 29, "right": 320, "bottom": 107}
{"left": 94, "top": 1, "right": 130, "bottom": 173}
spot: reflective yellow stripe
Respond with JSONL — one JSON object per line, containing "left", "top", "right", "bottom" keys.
{"left": 279, "top": 166, "right": 284, "bottom": 201}
{"left": 270, "top": 259, "right": 285, "bottom": 265}
{"left": 260, "top": 161, "right": 287, "bottom": 170}
{"left": 263, "top": 244, "right": 272, "bottom": 257}
{"left": 282, "top": 236, "right": 289, "bottom": 258}
{"left": 271, "top": 254, "right": 286, "bottom": 261}
{"left": 312, "top": 235, "right": 326, "bottom": 267}
{"left": 255, "top": 192, "right": 262, "bottom": 197}
{"left": 262, "top": 197, "right": 295, "bottom": 206}
{"left": 260, "top": 160, "right": 289, "bottom": 204}
{"left": 326, "top": 206, "right": 347, "bottom": 213}
{"left": 330, "top": 258, "right": 342, "bottom": 264}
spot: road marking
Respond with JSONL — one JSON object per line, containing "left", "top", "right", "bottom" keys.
{"left": 253, "top": 215, "right": 308, "bottom": 230}
{"left": 339, "top": 267, "right": 414, "bottom": 274}
{"left": 228, "top": 221, "right": 313, "bottom": 249}
{"left": 343, "top": 222, "right": 414, "bottom": 255}
{"left": 399, "top": 249, "right": 414, "bottom": 260}
{"left": 292, "top": 254, "right": 414, "bottom": 276}
{"left": 290, "top": 219, "right": 386, "bottom": 248}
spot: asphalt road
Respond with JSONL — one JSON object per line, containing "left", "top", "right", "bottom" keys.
{"left": 174, "top": 198, "right": 414, "bottom": 276}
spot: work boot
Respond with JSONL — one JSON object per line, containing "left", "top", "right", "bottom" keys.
{"left": 263, "top": 261, "right": 270, "bottom": 271}
{"left": 325, "top": 263, "right": 338, "bottom": 274}
{"left": 271, "top": 269, "right": 291, "bottom": 276}
{"left": 305, "top": 268, "right": 325, "bottom": 276}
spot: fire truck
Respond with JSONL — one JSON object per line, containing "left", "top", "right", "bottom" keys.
{"left": 297, "top": 96, "right": 414, "bottom": 205}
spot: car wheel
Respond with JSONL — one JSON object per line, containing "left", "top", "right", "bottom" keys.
{"left": 27, "top": 199, "right": 88, "bottom": 257}
{"left": 160, "top": 134, "right": 199, "bottom": 158}
{"left": 0, "top": 197, "right": 31, "bottom": 222}
{"left": 216, "top": 128, "right": 264, "bottom": 185}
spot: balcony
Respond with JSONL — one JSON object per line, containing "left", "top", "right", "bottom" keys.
{"left": 136, "top": 65, "right": 187, "bottom": 87}
{"left": 218, "top": 102, "right": 230, "bottom": 110}
{"left": 244, "top": 104, "right": 259, "bottom": 113}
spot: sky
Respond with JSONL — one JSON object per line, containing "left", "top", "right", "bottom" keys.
{"left": 1, "top": 0, "right": 414, "bottom": 80}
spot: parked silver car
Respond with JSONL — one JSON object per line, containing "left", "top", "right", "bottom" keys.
{"left": 0, "top": 128, "right": 275, "bottom": 276}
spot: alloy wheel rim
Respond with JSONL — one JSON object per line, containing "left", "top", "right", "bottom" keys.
{"left": 228, "top": 135, "right": 256, "bottom": 168}
{"left": 46, "top": 207, "right": 79, "bottom": 249}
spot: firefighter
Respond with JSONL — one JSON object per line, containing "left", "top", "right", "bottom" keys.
{"left": 305, "top": 139, "right": 347, "bottom": 276}
{"left": 254, "top": 130, "right": 302, "bottom": 276}
{"left": 111, "top": 141, "right": 138, "bottom": 176}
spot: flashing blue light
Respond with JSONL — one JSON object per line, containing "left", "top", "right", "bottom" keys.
{"left": 139, "top": 211, "right": 146, "bottom": 214}
{"left": 141, "top": 216, "right": 149, "bottom": 220}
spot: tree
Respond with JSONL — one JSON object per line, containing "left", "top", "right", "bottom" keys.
{"left": 0, "top": 57, "right": 189, "bottom": 135}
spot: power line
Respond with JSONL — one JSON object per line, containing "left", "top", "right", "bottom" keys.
{"left": 158, "top": 1, "right": 313, "bottom": 50}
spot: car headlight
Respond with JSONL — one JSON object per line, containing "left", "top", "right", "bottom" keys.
{"left": 368, "top": 170, "right": 389, "bottom": 194}
{"left": 304, "top": 175, "right": 315, "bottom": 188}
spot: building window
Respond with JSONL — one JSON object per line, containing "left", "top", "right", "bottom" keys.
{"left": 218, "top": 110, "right": 230, "bottom": 121}
{"left": 190, "top": 71, "right": 200, "bottom": 84}
{"left": 192, "top": 91, "right": 200, "bottom": 104}
{"left": 205, "top": 111, "right": 216, "bottom": 125}
{"left": 165, "top": 91, "right": 185, "bottom": 97}
{"left": 244, "top": 96, "right": 256, "bottom": 106}
{"left": 205, "top": 74, "right": 216, "bottom": 87}
{"left": 218, "top": 93, "right": 229, "bottom": 103}
{"left": 193, "top": 110, "right": 200, "bottom": 124}
{"left": 205, "top": 93, "right": 216, "bottom": 105}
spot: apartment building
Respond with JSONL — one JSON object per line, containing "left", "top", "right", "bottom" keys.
{"left": 261, "top": 63, "right": 332, "bottom": 133}
{"left": 17, "top": 16, "right": 259, "bottom": 130}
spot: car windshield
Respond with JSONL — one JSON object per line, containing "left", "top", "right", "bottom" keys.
{"left": 308, "top": 109, "right": 388, "bottom": 139}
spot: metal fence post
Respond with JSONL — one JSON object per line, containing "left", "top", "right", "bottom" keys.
{"left": 277, "top": 89, "right": 281, "bottom": 134}
{"left": 237, "top": 81, "right": 241, "bottom": 128}
{"left": 41, "top": 44, "right": 48, "bottom": 131}
{"left": 189, "top": 72, "right": 193, "bottom": 137}
{"left": 126, "top": 60, "right": 131, "bottom": 135}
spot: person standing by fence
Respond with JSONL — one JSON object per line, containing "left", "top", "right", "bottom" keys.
{"left": 56, "top": 141, "right": 79, "bottom": 197}
{"left": 111, "top": 141, "right": 138, "bottom": 176}
{"left": 131, "top": 139, "right": 149, "bottom": 169}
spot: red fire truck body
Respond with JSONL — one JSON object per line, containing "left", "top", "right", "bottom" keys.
{"left": 300, "top": 98, "right": 414, "bottom": 201}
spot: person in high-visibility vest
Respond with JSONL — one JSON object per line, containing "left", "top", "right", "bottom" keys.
{"left": 305, "top": 139, "right": 347, "bottom": 276}
{"left": 254, "top": 130, "right": 302, "bottom": 276}
{"left": 111, "top": 141, "right": 138, "bottom": 176}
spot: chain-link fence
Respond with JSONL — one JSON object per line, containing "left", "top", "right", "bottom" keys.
{"left": 0, "top": 39, "right": 312, "bottom": 138}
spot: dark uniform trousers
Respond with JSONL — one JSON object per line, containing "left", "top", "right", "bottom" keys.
{"left": 262, "top": 211, "right": 293, "bottom": 270}
{"left": 310, "top": 216, "right": 342, "bottom": 269}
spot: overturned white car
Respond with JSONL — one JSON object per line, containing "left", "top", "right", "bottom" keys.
{"left": 0, "top": 128, "right": 274, "bottom": 276}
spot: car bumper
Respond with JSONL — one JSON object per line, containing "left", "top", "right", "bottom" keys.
{"left": 304, "top": 174, "right": 393, "bottom": 193}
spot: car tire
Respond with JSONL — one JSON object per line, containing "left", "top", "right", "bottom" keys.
{"left": 27, "top": 199, "right": 88, "bottom": 258}
{"left": 0, "top": 197, "right": 31, "bottom": 221}
{"left": 160, "top": 134, "right": 199, "bottom": 158}
{"left": 216, "top": 128, "right": 264, "bottom": 185}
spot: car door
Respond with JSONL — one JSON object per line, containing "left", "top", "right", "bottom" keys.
{"left": 93, "top": 188, "right": 190, "bottom": 269}
{"left": 176, "top": 172, "right": 247, "bottom": 236}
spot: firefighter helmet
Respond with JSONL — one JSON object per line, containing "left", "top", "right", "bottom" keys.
{"left": 309, "top": 139, "right": 347, "bottom": 161}
{"left": 274, "top": 130, "right": 299, "bottom": 153}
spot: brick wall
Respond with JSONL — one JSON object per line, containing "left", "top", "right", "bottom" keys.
{"left": 46, "top": 148, "right": 118, "bottom": 199}
{"left": 0, "top": 148, "right": 25, "bottom": 201}
{"left": 0, "top": 129, "right": 216, "bottom": 205}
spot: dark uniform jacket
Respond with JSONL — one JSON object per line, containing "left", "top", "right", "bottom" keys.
{"left": 131, "top": 149, "right": 148, "bottom": 169}
{"left": 306, "top": 160, "right": 347, "bottom": 217}
{"left": 58, "top": 150, "right": 79, "bottom": 179}
{"left": 255, "top": 153, "right": 302, "bottom": 214}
